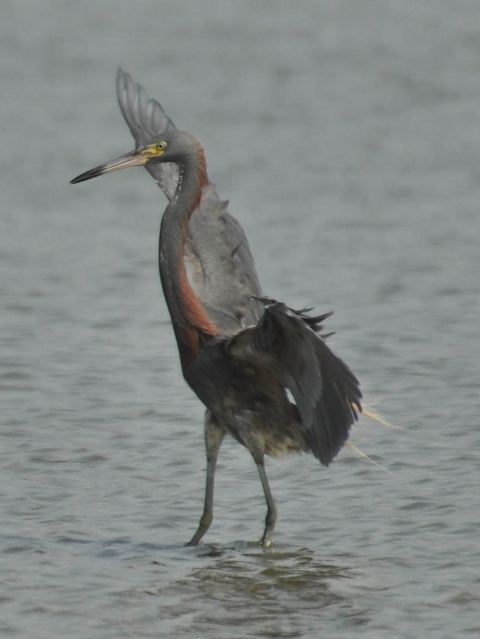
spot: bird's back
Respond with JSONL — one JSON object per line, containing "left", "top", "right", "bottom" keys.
{"left": 185, "top": 186, "right": 264, "bottom": 335}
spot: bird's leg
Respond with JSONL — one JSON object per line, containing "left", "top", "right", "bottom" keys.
{"left": 186, "top": 412, "right": 225, "bottom": 546}
{"left": 255, "top": 458, "right": 277, "bottom": 547}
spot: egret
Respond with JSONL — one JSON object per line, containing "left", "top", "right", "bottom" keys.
{"left": 71, "top": 69, "right": 362, "bottom": 546}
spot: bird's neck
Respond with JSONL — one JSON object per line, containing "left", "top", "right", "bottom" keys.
{"left": 158, "top": 147, "right": 218, "bottom": 369}
{"left": 172, "top": 144, "right": 208, "bottom": 211}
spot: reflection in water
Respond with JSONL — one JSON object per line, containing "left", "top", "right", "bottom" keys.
{"left": 129, "top": 544, "right": 370, "bottom": 637}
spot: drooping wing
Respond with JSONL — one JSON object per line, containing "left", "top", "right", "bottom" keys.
{"left": 116, "top": 68, "right": 179, "bottom": 199}
{"left": 116, "top": 70, "right": 264, "bottom": 334}
{"left": 229, "top": 301, "right": 362, "bottom": 465}
{"left": 185, "top": 186, "right": 264, "bottom": 333}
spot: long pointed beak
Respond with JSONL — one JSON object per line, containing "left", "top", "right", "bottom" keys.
{"left": 70, "top": 149, "right": 148, "bottom": 184}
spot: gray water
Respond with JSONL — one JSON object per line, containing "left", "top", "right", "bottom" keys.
{"left": 1, "top": 1, "right": 480, "bottom": 637}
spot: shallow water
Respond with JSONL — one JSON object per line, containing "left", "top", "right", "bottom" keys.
{"left": 1, "top": 1, "right": 480, "bottom": 637}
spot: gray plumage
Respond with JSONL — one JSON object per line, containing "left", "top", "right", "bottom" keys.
{"left": 117, "top": 69, "right": 263, "bottom": 334}
{"left": 70, "top": 69, "right": 362, "bottom": 546}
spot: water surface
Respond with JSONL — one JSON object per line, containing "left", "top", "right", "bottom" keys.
{"left": 1, "top": 2, "right": 480, "bottom": 637}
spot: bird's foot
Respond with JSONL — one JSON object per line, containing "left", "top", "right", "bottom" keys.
{"left": 184, "top": 539, "right": 199, "bottom": 547}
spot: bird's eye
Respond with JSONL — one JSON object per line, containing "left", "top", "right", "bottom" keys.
{"left": 156, "top": 141, "right": 167, "bottom": 151}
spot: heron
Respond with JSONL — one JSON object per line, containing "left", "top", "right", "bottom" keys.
{"left": 71, "top": 69, "right": 362, "bottom": 547}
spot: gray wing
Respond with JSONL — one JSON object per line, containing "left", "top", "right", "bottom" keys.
{"left": 116, "top": 69, "right": 264, "bottom": 334}
{"left": 116, "top": 68, "right": 179, "bottom": 200}
{"left": 228, "top": 302, "right": 362, "bottom": 465}
{"left": 185, "top": 186, "right": 264, "bottom": 333}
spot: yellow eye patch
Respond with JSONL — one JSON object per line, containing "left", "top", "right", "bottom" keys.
{"left": 145, "top": 141, "right": 167, "bottom": 157}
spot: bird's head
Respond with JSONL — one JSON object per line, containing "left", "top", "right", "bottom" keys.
{"left": 70, "top": 131, "right": 190, "bottom": 184}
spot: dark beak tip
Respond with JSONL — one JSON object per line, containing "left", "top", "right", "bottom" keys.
{"left": 69, "top": 150, "right": 142, "bottom": 186}
{"left": 69, "top": 168, "right": 103, "bottom": 184}
{"left": 70, "top": 172, "right": 88, "bottom": 185}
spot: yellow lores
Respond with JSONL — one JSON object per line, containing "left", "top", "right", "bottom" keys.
{"left": 146, "top": 141, "right": 168, "bottom": 157}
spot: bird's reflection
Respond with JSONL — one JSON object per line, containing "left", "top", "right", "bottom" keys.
{"left": 140, "top": 542, "right": 370, "bottom": 635}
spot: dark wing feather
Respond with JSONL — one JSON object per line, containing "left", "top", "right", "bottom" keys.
{"left": 229, "top": 301, "right": 362, "bottom": 465}
{"left": 116, "top": 68, "right": 179, "bottom": 199}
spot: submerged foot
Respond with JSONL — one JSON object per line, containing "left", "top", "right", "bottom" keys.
{"left": 260, "top": 533, "right": 273, "bottom": 548}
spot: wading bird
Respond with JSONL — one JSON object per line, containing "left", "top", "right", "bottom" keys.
{"left": 71, "top": 70, "right": 362, "bottom": 546}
